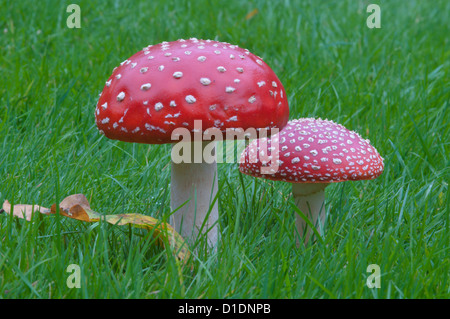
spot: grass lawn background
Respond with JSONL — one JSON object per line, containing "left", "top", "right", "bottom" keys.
{"left": 0, "top": 0, "right": 448, "bottom": 298}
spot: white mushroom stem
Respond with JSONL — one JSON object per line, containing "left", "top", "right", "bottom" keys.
{"left": 170, "top": 141, "right": 219, "bottom": 248}
{"left": 292, "top": 183, "right": 328, "bottom": 246}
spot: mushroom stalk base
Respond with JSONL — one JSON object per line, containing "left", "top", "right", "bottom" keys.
{"left": 292, "top": 183, "right": 328, "bottom": 246}
{"left": 170, "top": 141, "right": 219, "bottom": 248}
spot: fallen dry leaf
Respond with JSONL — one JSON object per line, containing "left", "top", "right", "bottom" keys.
{"left": 2, "top": 194, "right": 190, "bottom": 263}
{"left": 2, "top": 200, "right": 51, "bottom": 221}
{"left": 59, "top": 194, "right": 91, "bottom": 211}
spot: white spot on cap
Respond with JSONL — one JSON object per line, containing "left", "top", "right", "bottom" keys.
{"left": 257, "top": 81, "right": 266, "bottom": 87}
{"left": 158, "top": 65, "right": 164, "bottom": 71}
{"left": 117, "top": 92, "right": 125, "bottom": 101}
{"left": 105, "top": 80, "right": 111, "bottom": 87}
{"left": 101, "top": 102, "right": 108, "bottom": 110}
{"left": 248, "top": 96, "right": 256, "bottom": 103}
{"left": 333, "top": 158, "right": 342, "bottom": 164}
{"left": 226, "top": 86, "right": 236, "bottom": 93}
{"left": 217, "top": 66, "right": 226, "bottom": 73}
{"left": 141, "top": 83, "right": 151, "bottom": 91}
{"left": 200, "top": 78, "right": 211, "bottom": 86}
{"left": 116, "top": 74, "right": 122, "bottom": 79}
{"left": 198, "top": 56, "right": 206, "bottom": 62}
{"left": 256, "top": 59, "right": 263, "bottom": 65}
{"left": 272, "top": 81, "right": 278, "bottom": 88}
{"left": 170, "top": 100, "right": 177, "bottom": 107}
{"left": 185, "top": 95, "right": 196, "bottom": 104}
{"left": 236, "top": 67, "right": 244, "bottom": 73}
{"left": 173, "top": 71, "right": 183, "bottom": 79}
{"left": 101, "top": 117, "right": 110, "bottom": 124}
{"left": 155, "top": 102, "right": 163, "bottom": 111}
{"left": 140, "top": 67, "right": 148, "bottom": 73}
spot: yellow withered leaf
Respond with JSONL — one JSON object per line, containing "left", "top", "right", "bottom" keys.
{"left": 2, "top": 194, "right": 190, "bottom": 263}
{"left": 1, "top": 200, "right": 51, "bottom": 221}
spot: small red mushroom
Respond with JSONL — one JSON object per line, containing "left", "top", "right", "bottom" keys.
{"left": 239, "top": 118, "right": 384, "bottom": 245}
{"left": 95, "top": 38, "right": 289, "bottom": 247}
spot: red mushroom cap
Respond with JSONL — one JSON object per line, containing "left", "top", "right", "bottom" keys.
{"left": 95, "top": 38, "right": 289, "bottom": 144}
{"left": 239, "top": 118, "right": 384, "bottom": 183}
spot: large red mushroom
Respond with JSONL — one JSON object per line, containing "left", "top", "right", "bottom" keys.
{"left": 239, "top": 118, "right": 384, "bottom": 245}
{"left": 95, "top": 38, "right": 289, "bottom": 247}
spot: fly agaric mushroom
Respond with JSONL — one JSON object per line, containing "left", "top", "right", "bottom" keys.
{"left": 239, "top": 118, "right": 384, "bottom": 245}
{"left": 95, "top": 38, "right": 289, "bottom": 247}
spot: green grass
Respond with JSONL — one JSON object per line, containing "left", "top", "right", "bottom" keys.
{"left": 0, "top": 0, "right": 448, "bottom": 298}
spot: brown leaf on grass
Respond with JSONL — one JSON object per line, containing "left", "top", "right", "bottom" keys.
{"left": 1, "top": 200, "right": 51, "bottom": 221}
{"left": 52, "top": 195, "right": 190, "bottom": 262}
{"left": 2, "top": 194, "right": 190, "bottom": 263}
{"left": 50, "top": 194, "right": 92, "bottom": 222}
{"left": 60, "top": 194, "right": 91, "bottom": 211}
